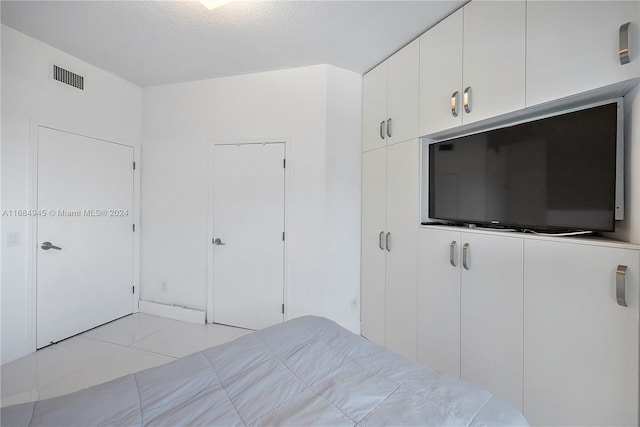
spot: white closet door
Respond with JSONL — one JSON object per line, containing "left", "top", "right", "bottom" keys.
{"left": 417, "top": 227, "right": 461, "bottom": 377}
{"left": 37, "top": 127, "right": 134, "bottom": 348}
{"left": 212, "top": 143, "right": 285, "bottom": 330}
{"left": 386, "top": 39, "right": 419, "bottom": 145}
{"left": 460, "top": 232, "right": 523, "bottom": 410}
{"left": 385, "top": 139, "right": 419, "bottom": 360}
{"left": 361, "top": 147, "right": 387, "bottom": 345}
{"left": 362, "top": 64, "right": 388, "bottom": 152}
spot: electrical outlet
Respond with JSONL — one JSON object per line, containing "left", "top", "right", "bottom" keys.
{"left": 351, "top": 298, "right": 357, "bottom": 310}
{"left": 7, "top": 232, "right": 19, "bottom": 246}
{"left": 161, "top": 281, "right": 168, "bottom": 292}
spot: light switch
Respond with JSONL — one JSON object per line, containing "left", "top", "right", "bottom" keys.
{"left": 7, "top": 232, "right": 20, "bottom": 246}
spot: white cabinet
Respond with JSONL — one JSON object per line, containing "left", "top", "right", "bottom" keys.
{"left": 419, "top": 1, "right": 525, "bottom": 135}
{"left": 524, "top": 239, "right": 639, "bottom": 426}
{"left": 363, "top": 40, "right": 419, "bottom": 152}
{"left": 417, "top": 228, "right": 461, "bottom": 377}
{"left": 361, "top": 140, "right": 419, "bottom": 360}
{"left": 361, "top": 148, "right": 387, "bottom": 346}
{"left": 417, "top": 227, "right": 523, "bottom": 410}
{"left": 527, "top": 1, "right": 640, "bottom": 107}
{"left": 460, "top": 232, "right": 523, "bottom": 411}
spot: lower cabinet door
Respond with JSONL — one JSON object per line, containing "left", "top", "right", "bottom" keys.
{"left": 417, "top": 227, "right": 461, "bottom": 377}
{"left": 460, "top": 232, "right": 524, "bottom": 410}
{"left": 524, "top": 239, "right": 639, "bottom": 426}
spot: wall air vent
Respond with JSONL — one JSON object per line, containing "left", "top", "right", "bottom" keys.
{"left": 52, "top": 65, "right": 84, "bottom": 90}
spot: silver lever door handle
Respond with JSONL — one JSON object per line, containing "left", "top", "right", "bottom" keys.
{"left": 386, "top": 118, "right": 392, "bottom": 138}
{"left": 379, "top": 231, "right": 385, "bottom": 250}
{"left": 620, "top": 22, "right": 631, "bottom": 65}
{"left": 213, "top": 238, "right": 226, "bottom": 246}
{"left": 451, "top": 91, "right": 459, "bottom": 117}
{"left": 379, "top": 121, "right": 385, "bottom": 140}
{"left": 385, "top": 232, "right": 391, "bottom": 252}
{"left": 463, "top": 86, "right": 472, "bottom": 114}
{"left": 41, "top": 241, "right": 62, "bottom": 250}
{"left": 462, "top": 243, "right": 470, "bottom": 270}
{"left": 616, "top": 265, "right": 628, "bottom": 307}
{"left": 450, "top": 241, "right": 457, "bottom": 267}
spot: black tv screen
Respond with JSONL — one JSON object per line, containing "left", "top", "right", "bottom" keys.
{"left": 428, "top": 102, "right": 619, "bottom": 232}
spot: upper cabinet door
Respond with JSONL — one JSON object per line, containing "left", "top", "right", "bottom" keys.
{"left": 362, "top": 63, "right": 388, "bottom": 152}
{"left": 462, "top": 0, "right": 526, "bottom": 125}
{"left": 419, "top": 9, "right": 464, "bottom": 136}
{"left": 527, "top": 1, "right": 640, "bottom": 107}
{"left": 386, "top": 39, "right": 420, "bottom": 145}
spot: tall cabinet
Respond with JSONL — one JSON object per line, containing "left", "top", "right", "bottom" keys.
{"left": 361, "top": 139, "right": 419, "bottom": 360}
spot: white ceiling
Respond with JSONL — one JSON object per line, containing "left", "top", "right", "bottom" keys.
{"left": 1, "top": 0, "right": 466, "bottom": 87}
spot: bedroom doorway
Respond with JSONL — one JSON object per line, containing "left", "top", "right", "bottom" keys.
{"left": 211, "top": 142, "right": 285, "bottom": 330}
{"left": 36, "top": 127, "right": 135, "bottom": 348}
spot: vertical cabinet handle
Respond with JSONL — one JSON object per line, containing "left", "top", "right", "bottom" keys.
{"left": 378, "top": 231, "right": 385, "bottom": 250}
{"left": 619, "top": 22, "right": 631, "bottom": 65}
{"left": 616, "top": 265, "right": 628, "bottom": 307}
{"left": 379, "top": 121, "right": 385, "bottom": 140}
{"left": 385, "top": 232, "right": 391, "bottom": 252}
{"left": 386, "top": 118, "right": 392, "bottom": 138}
{"left": 451, "top": 91, "right": 459, "bottom": 117}
{"left": 463, "top": 86, "right": 472, "bottom": 114}
{"left": 462, "top": 243, "right": 470, "bottom": 270}
{"left": 450, "top": 241, "right": 457, "bottom": 267}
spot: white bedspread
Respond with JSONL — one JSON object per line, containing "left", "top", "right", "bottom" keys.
{"left": 1, "top": 316, "right": 528, "bottom": 426}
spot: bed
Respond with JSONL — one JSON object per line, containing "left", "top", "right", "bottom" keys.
{"left": 1, "top": 316, "right": 528, "bottom": 426}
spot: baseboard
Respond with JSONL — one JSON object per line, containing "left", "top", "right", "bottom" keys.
{"left": 138, "top": 300, "right": 205, "bottom": 324}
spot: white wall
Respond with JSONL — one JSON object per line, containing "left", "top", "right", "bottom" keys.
{"left": 1, "top": 25, "right": 142, "bottom": 363}
{"left": 141, "top": 65, "right": 362, "bottom": 331}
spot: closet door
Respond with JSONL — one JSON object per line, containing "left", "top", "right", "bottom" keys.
{"left": 386, "top": 39, "right": 420, "bottom": 145}
{"left": 361, "top": 147, "right": 387, "bottom": 345}
{"left": 417, "top": 227, "right": 461, "bottom": 377}
{"left": 460, "top": 232, "right": 523, "bottom": 410}
{"left": 362, "top": 64, "right": 388, "bottom": 152}
{"left": 524, "top": 240, "right": 639, "bottom": 425}
{"left": 385, "top": 139, "right": 419, "bottom": 360}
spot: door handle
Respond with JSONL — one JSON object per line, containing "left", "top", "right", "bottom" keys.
{"left": 616, "top": 265, "right": 628, "bottom": 307}
{"left": 378, "top": 231, "right": 385, "bottom": 250}
{"left": 386, "top": 118, "right": 392, "bottom": 138}
{"left": 379, "top": 121, "right": 385, "bottom": 140}
{"left": 462, "top": 243, "right": 470, "bottom": 270}
{"left": 41, "top": 241, "right": 62, "bottom": 250}
{"left": 451, "top": 91, "right": 459, "bottom": 117}
{"left": 213, "top": 238, "right": 226, "bottom": 246}
{"left": 385, "top": 232, "right": 391, "bottom": 252}
{"left": 450, "top": 241, "right": 457, "bottom": 267}
{"left": 463, "top": 86, "right": 472, "bottom": 114}
{"left": 619, "top": 22, "right": 631, "bottom": 65}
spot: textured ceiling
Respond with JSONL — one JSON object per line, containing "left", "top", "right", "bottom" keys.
{"left": 1, "top": 0, "right": 466, "bottom": 87}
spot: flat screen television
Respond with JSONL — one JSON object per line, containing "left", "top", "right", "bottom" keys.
{"left": 428, "top": 100, "right": 623, "bottom": 232}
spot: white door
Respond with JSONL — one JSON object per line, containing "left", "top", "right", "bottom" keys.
{"left": 362, "top": 64, "right": 388, "bottom": 152}
{"left": 524, "top": 240, "right": 639, "bottom": 426}
{"left": 37, "top": 127, "right": 134, "bottom": 348}
{"left": 212, "top": 143, "right": 285, "bottom": 330}
{"left": 385, "top": 139, "right": 419, "bottom": 361}
{"left": 386, "top": 39, "right": 419, "bottom": 145}
{"left": 417, "top": 227, "right": 461, "bottom": 378}
{"left": 460, "top": 232, "right": 524, "bottom": 410}
{"left": 361, "top": 147, "right": 387, "bottom": 346}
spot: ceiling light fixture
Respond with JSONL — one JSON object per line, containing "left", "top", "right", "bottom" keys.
{"left": 198, "top": 0, "right": 232, "bottom": 10}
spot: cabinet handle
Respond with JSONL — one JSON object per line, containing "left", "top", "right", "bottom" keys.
{"left": 450, "top": 241, "right": 457, "bottom": 267}
{"left": 379, "top": 121, "right": 385, "bottom": 140}
{"left": 451, "top": 91, "right": 459, "bottom": 117}
{"left": 385, "top": 232, "right": 391, "bottom": 252}
{"left": 616, "top": 265, "right": 628, "bottom": 307}
{"left": 386, "top": 118, "right": 392, "bottom": 138}
{"left": 620, "top": 22, "right": 631, "bottom": 65}
{"left": 462, "top": 243, "right": 470, "bottom": 270}
{"left": 463, "top": 87, "right": 472, "bottom": 114}
{"left": 379, "top": 231, "right": 385, "bottom": 250}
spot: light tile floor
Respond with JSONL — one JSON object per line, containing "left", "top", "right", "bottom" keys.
{"left": 0, "top": 313, "right": 251, "bottom": 407}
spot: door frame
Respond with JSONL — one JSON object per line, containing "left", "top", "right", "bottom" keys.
{"left": 26, "top": 123, "right": 140, "bottom": 353}
{"left": 207, "top": 137, "right": 291, "bottom": 325}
